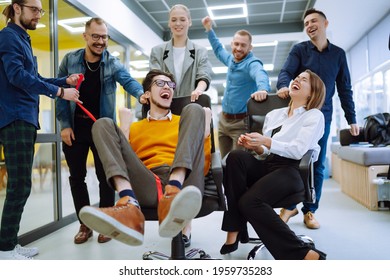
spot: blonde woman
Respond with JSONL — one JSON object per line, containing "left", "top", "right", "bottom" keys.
{"left": 150, "top": 4, "right": 211, "bottom": 102}
{"left": 149, "top": 4, "right": 212, "bottom": 247}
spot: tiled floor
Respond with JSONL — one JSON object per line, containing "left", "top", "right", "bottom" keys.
{"left": 28, "top": 178, "right": 390, "bottom": 260}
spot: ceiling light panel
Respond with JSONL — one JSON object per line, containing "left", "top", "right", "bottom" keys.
{"left": 58, "top": 17, "right": 91, "bottom": 33}
{"left": 207, "top": 4, "right": 248, "bottom": 20}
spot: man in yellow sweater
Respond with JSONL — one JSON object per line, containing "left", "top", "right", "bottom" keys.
{"left": 79, "top": 69, "right": 211, "bottom": 246}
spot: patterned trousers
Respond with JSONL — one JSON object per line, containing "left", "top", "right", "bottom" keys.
{"left": 0, "top": 120, "right": 36, "bottom": 251}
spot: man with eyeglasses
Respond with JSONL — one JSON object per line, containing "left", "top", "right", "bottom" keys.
{"left": 56, "top": 17, "right": 146, "bottom": 245}
{"left": 78, "top": 69, "right": 212, "bottom": 247}
{"left": 0, "top": 0, "right": 82, "bottom": 260}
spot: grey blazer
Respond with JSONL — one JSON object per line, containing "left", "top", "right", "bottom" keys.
{"left": 149, "top": 39, "right": 212, "bottom": 97}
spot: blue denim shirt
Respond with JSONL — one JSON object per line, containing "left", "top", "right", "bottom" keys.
{"left": 0, "top": 23, "right": 67, "bottom": 129}
{"left": 277, "top": 40, "right": 356, "bottom": 124}
{"left": 56, "top": 48, "right": 143, "bottom": 130}
{"left": 207, "top": 29, "right": 271, "bottom": 114}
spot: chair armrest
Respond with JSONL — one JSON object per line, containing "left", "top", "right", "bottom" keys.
{"left": 339, "top": 127, "right": 365, "bottom": 146}
{"left": 299, "top": 150, "right": 315, "bottom": 203}
{"left": 211, "top": 151, "right": 228, "bottom": 211}
{"left": 299, "top": 150, "right": 313, "bottom": 173}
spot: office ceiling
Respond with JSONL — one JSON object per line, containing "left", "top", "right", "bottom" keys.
{"left": 122, "top": 0, "right": 317, "bottom": 92}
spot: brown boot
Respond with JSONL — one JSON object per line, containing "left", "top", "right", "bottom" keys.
{"left": 158, "top": 185, "right": 202, "bottom": 238}
{"left": 74, "top": 224, "right": 93, "bottom": 244}
{"left": 79, "top": 196, "right": 145, "bottom": 246}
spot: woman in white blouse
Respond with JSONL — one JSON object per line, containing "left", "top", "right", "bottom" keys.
{"left": 221, "top": 70, "right": 327, "bottom": 260}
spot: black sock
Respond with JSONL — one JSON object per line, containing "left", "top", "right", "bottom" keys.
{"left": 119, "top": 189, "right": 139, "bottom": 208}
{"left": 119, "top": 189, "right": 135, "bottom": 199}
{"left": 168, "top": 180, "right": 182, "bottom": 190}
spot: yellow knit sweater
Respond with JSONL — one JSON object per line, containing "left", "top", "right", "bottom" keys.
{"left": 129, "top": 115, "right": 211, "bottom": 175}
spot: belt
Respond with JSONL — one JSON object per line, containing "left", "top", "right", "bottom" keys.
{"left": 222, "top": 112, "right": 247, "bottom": 120}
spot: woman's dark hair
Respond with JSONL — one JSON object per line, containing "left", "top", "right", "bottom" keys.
{"left": 142, "top": 69, "right": 176, "bottom": 92}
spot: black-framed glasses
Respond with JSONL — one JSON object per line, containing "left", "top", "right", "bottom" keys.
{"left": 152, "top": 79, "right": 176, "bottom": 89}
{"left": 20, "top": 4, "right": 45, "bottom": 16}
{"left": 89, "top": 34, "right": 110, "bottom": 41}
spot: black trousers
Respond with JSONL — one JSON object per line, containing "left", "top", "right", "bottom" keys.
{"left": 222, "top": 150, "right": 312, "bottom": 260}
{"left": 62, "top": 118, "right": 114, "bottom": 223}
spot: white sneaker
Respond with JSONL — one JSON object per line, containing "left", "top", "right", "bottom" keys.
{"left": 0, "top": 248, "right": 33, "bottom": 260}
{"left": 14, "top": 244, "right": 39, "bottom": 257}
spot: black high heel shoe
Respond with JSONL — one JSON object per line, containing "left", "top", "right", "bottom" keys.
{"left": 220, "top": 234, "right": 240, "bottom": 255}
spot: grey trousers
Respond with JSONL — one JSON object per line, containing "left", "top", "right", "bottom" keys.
{"left": 218, "top": 113, "right": 246, "bottom": 159}
{"left": 91, "top": 103, "right": 206, "bottom": 207}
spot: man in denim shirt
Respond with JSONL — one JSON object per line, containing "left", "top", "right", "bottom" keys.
{"left": 277, "top": 8, "right": 359, "bottom": 229}
{"left": 0, "top": 0, "right": 81, "bottom": 260}
{"left": 56, "top": 18, "right": 145, "bottom": 245}
{"left": 202, "top": 16, "right": 271, "bottom": 159}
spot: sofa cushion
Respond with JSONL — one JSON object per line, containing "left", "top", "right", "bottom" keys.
{"left": 337, "top": 146, "right": 390, "bottom": 166}
{"left": 330, "top": 142, "right": 342, "bottom": 154}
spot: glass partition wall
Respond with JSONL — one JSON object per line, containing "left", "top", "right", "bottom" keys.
{"left": 0, "top": 0, "right": 145, "bottom": 244}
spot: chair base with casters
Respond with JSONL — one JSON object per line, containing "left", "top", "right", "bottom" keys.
{"left": 143, "top": 232, "right": 214, "bottom": 260}
{"left": 141, "top": 173, "right": 224, "bottom": 260}
{"left": 246, "top": 234, "right": 314, "bottom": 260}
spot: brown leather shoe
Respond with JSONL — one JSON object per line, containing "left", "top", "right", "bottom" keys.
{"left": 304, "top": 211, "right": 320, "bottom": 229}
{"left": 158, "top": 185, "right": 201, "bottom": 238}
{"left": 97, "top": 234, "right": 112, "bottom": 243}
{"left": 79, "top": 196, "right": 145, "bottom": 246}
{"left": 74, "top": 224, "right": 92, "bottom": 244}
{"left": 279, "top": 208, "right": 299, "bottom": 223}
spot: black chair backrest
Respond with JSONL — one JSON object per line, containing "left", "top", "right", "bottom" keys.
{"left": 247, "top": 94, "right": 290, "bottom": 133}
{"left": 142, "top": 95, "right": 211, "bottom": 117}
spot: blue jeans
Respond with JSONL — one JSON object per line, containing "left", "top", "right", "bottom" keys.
{"left": 287, "top": 121, "right": 331, "bottom": 214}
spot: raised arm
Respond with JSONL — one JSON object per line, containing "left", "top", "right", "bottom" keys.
{"left": 118, "top": 107, "right": 134, "bottom": 140}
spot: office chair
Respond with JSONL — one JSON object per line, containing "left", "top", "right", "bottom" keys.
{"left": 141, "top": 94, "right": 227, "bottom": 260}
{"left": 33, "top": 144, "right": 55, "bottom": 190}
{"left": 245, "top": 95, "right": 315, "bottom": 260}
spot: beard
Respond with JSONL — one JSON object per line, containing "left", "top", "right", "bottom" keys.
{"left": 20, "top": 13, "right": 38, "bottom": 30}
{"left": 233, "top": 51, "right": 246, "bottom": 62}
{"left": 87, "top": 43, "right": 106, "bottom": 57}
{"left": 150, "top": 95, "right": 170, "bottom": 110}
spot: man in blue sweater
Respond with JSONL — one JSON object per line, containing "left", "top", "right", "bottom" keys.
{"left": 202, "top": 16, "right": 271, "bottom": 159}
{"left": 277, "top": 8, "right": 359, "bottom": 229}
